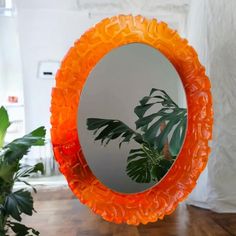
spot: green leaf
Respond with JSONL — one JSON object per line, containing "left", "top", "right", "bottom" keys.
{"left": 2, "top": 127, "right": 46, "bottom": 164}
{"left": 141, "top": 113, "right": 172, "bottom": 143}
{"left": 180, "top": 118, "right": 187, "bottom": 144}
{"left": 169, "top": 117, "right": 187, "bottom": 156}
{"left": 134, "top": 103, "right": 156, "bottom": 118}
{"left": 14, "top": 163, "right": 44, "bottom": 193}
{"left": 127, "top": 149, "right": 146, "bottom": 162}
{"left": 126, "top": 157, "right": 152, "bottom": 183}
{"left": 87, "top": 118, "right": 143, "bottom": 147}
{"left": 150, "top": 158, "right": 173, "bottom": 181}
{"left": 0, "top": 160, "right": 17, "bottom": 183}
{"left": 135, "top": 89, "right": 178, "bottom": 117}
{"left": 15, "top": 163, "right": 44, "bottom": 179}
{"left": 87, "top": 118, "right": 111, "bottom": 131}
{"left": 134, "top": 88, "right": 187, "bottom": 153}
{"left": 0, "top": 106, "right": 11, "bottom": 148}
{"left": 126, "top": 145, "right": 171, "bottom": 183}
{"left": 154, "top": 117, "right": 181, "bottom": 152}
{"left": 6, "top": 221, "right": 39, "bottom": 236}
{"left": 135, "top": 108, "right": 173, "bottom": 129}
{"left": 4, "top": 190, "right": 34, "bottom": 221}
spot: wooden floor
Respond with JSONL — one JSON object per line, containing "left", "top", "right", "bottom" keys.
{"left": 21, "top": 189, "right": 236, "bottom": 236}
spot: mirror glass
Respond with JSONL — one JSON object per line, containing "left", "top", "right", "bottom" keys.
{"left": 78, "top": 43, "right": 187, "bottom": 194}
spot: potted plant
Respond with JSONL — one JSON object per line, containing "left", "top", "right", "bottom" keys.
{"left": 0, "top": 106, "right": 46, "bottom": 235}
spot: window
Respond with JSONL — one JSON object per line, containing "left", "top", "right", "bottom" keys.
{"left": 5, "top": 0, "right": 13, "bottom": 9}
{"left": 0, "top": 0, "right": 13, "bottom": 16}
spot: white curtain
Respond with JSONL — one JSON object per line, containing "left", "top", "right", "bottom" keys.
{"left": 186, "top": 0, "right": 236, "bottom": 212}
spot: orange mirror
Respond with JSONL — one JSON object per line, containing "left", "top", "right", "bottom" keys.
{"left": 78, "top": 42, "right": 187, "bottom": 194}
{"left": 51, "top": 15, "right": 213, "bottom": 225}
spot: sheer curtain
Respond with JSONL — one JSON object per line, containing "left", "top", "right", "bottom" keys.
{"left": 186, "top": 0, "right": 236, "bottom": 212}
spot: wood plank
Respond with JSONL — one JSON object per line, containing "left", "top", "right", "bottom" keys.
{"left": 18, "top": 189, "right": 236, "bottom": 236}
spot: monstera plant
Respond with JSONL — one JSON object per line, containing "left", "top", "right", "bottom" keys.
{"left": 0, "top": 106, "right": 45, "bottom": 236}
{"left": 87, "top": 88, "right": 187, "bottom": 183}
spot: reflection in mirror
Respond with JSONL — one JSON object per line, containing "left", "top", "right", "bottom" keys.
{"left": 78, "top": 43, "right": 187, "bottom": 194}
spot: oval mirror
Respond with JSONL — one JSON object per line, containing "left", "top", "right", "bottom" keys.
{"left": 51, "top": 15, "right": 213, "bottom": 225}
{"left": 78, "top": 43, "right": 187, "bottom": 194}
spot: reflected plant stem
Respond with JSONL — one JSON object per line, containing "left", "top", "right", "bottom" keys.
{"left": 160, "top": 121, "right": 172, "bottom": 161}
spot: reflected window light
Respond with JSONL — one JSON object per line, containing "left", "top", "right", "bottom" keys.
{"left": 5, "top": 0, "right": 12, "bottom": 9}
{"left": 0, "top": 0, "right": 14, "bottom": 16}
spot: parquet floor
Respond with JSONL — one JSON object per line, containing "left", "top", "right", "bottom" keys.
{"left": 21, "top": 189, "right": 236, "bottom": 236}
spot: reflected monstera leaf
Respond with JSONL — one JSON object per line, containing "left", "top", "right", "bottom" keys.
{"left": 126, "top": 145, "right": 173, "bottom": 183}
{"left": 87, "top": 118, "right": 143, "bottom": 147}
{"left": 134, "top": 89, "right": 187, "bottom": 156}
{"left": 87, "top": 88, "right": 187, "bottom": 184}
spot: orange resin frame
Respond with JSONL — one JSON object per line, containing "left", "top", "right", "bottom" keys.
{"left": 50, "top": 15, "right": 213, "bottom": 225}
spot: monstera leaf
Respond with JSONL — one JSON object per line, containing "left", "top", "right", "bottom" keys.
{"left": 87, "top": 118, "right": 143, "bottom": 147}
{"left": 87, "top": 88, "right": 187, "bottom": 184}
{"left": 134, "top": 89, "right": 187, "bottom": 156}
{"left": 126, "top": 145, "right": 173, "bottom": 183}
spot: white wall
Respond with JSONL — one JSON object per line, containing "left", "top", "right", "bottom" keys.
{"left": 0, "top": 15, "right": 23, "bottom": 103}
{"left": 187, "top": 0, "right": 236, "bottom": 212}
{"left": 16, "top": 2, "right": 101, "bottom": 134}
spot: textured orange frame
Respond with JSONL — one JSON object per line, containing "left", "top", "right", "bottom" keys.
{"left": 50, "top": 15, "right": 213, "bottom": 225}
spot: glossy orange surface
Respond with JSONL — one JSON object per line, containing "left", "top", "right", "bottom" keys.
{"left": 50, "top": 15, "right": 213, "bottom": 225}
